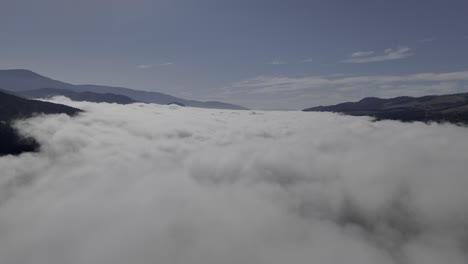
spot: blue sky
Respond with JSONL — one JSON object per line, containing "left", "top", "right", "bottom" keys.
{"left": 1, "top": 0, "right": 468, "bottom": 109}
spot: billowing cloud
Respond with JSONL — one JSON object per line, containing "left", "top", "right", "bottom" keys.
{"left": 1, "top": 98, "right": 468, "bottom": 263}
{"left": 343, "top": 46, "right": 413, "bottom": 63}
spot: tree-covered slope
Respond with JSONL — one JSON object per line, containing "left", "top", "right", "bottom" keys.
{"left": 0, "top": 90, "right": 81, "bottom": 156}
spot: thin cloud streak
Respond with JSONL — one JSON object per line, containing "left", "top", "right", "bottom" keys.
{"left": 137, "top": 64, "right": 153, "bottom": 69}
{"left": 351, "top": 51, "right": 375, "bottom": 58}
{"left": 343, "top": 46, "right": 413, "bottom": 63}
{"left": 223, "top": 70, "right": 468, "bottom": 109}
{"left": 137, "top": 62, "right": 174, "bottom": 69}
{"left": 420, "top": 37, "right": 436, "bottom": 43}
{"left": 270, "top": 57, "right": 285, "bottom": 65}
{"left": 231, "top": 70, "right": 468, "bottom": 94}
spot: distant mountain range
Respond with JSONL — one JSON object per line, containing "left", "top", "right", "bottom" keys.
{"left": 0, "top": 90, "right": 81, "bottom": 156}
{"left": 0, "top": 69, "right": 247, "bottom": 110}
{"left": 15, "top": 88, "right": 137, "bottom": 105}
{"left": 304, "top": 93, "right": 468, "bottom": 124}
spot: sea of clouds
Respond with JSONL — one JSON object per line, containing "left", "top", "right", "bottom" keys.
{"left": 1, "top": 97, "right": 468, "bottom": 264}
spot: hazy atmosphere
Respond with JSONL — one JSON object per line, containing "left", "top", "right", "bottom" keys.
{"left": 2, "top": 1, "right": 468, "bottom": 263}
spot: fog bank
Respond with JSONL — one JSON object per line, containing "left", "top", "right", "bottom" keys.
{"left": 1, "top": 97, "right": 468, "bottom": 264}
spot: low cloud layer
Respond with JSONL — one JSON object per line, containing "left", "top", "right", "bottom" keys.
{"left": 1, "top": 98, "right": 468, "bottom": 264}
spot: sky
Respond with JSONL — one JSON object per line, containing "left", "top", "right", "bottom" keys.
{"left": 1, "top": 0, "right": 468, "bottom": 109}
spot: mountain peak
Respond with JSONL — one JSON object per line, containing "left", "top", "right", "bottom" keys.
{"left": 0, "top": 69, "right": 247, "bottom": 110}
{"left": 0, "top": 69, "right": 44, "bottom": 79}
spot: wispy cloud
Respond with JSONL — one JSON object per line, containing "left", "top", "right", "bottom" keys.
{"left": 343, "top": 46, "right": 413, "bottom": 63}
{"left": 270, "top": 57, "right": 285, "bottom": 65}
{"left": 420, "top": 37, "right": 436, "bottom": 43}
{"left": 351, "top": 51, "right": 375, "bottom": 58}
{"left": 137, "top": 64, "right": 153, "bottom": 69}
{"left": 231, "top": 71, "right": 468, "bottom": 94}
{"left": 224, "top": 70, "right": 468, "bottom": 108}
{"left": 137, "top": 62, "right": 174, "bottom": 69}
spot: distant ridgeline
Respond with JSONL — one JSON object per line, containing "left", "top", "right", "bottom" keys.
{"left": 14, "top": 88, "right": 137, "bottom": 105}
{"left": 0, "top": 69, "right": 247, "bottom": 110}
{"left": 304, "top": 93, "right": 468, "bottom": 125}
{"left": 0, "top": 90, "right": 81, "bottom": 156}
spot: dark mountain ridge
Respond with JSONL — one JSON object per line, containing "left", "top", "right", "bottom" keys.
{"left": 303, "top": 93, "right": 468, "bottom": 124}
{"left": 0, "top": 69, "right": 246, "bottom": 110}
{"left": 0, "top": 89, "right": 80, "bottom": 121}
{"left": 0, "top": 90, "right": 81, "bottom": 156}
{"left": 0, "top": 69, "right": 73, "bottom": 91}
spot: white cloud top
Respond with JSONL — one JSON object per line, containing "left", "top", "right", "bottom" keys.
{"left": 1, "top": 98, "right": 468, "bottom": 264}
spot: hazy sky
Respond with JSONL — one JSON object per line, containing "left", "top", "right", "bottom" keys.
{"left": 1, "top": 0, "right": 468, "bottom": 109}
